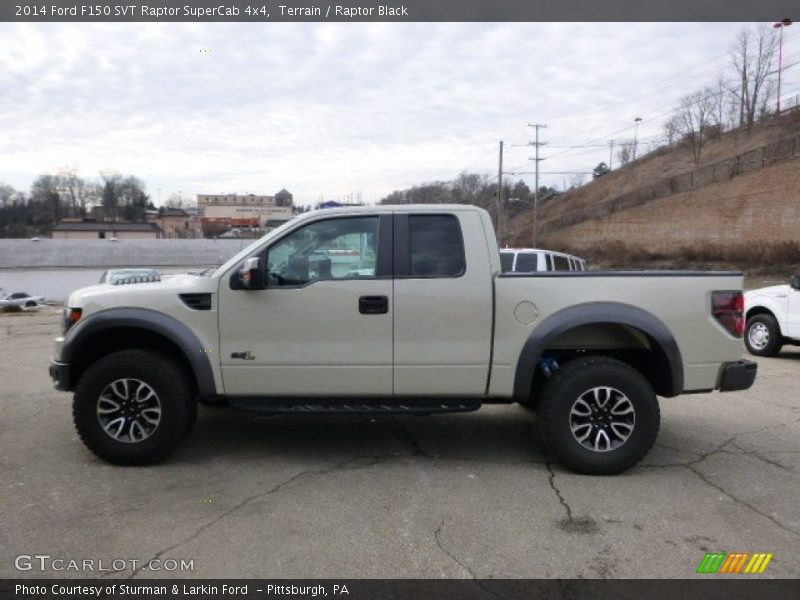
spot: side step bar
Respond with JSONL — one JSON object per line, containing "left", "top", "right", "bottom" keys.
{"left": 228, "top": 397, "right": 482, "bottom": 415}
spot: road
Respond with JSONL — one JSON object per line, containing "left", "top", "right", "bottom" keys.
{"left": 1, "top": 310, "right": 798, "bottom": 579}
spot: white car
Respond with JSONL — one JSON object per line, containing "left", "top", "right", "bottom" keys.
{"left": 500, "top": 248, "right": 587, "bottom": 273}
{"left": 744, "top": 275, "right": 800, "bottom": 356}
{"left": 0, "top": 292, "right": 46, "bottom": 309}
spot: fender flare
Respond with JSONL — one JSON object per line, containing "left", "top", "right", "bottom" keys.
{"left": 62, "top": 307, "right": 217, "bottom": 399}
{"left": 512, "top": 302, "right": 684, "bottom": 401}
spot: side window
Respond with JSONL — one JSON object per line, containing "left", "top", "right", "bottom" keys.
{"left": 514, "top": 253, "right": 539, "bottom": 272}
{"left": 553, "top": 255, "right": 571, "bottom": 271}
{"left": 266, "top": 217, "right": 379, "bottom": 286}
{"left": 500, "top": 252, "right": 514, "bottom": 272}
{"left": 408, "top": 215, "right": 465, "bottom": 277}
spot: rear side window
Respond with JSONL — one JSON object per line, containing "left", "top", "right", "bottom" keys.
{"left": 409, "top": 215, "right": 466, "bottom": 277}
{"left": 514, "top": 253, "right": 539, "bottom": 272}
{"left": 500, "top": 252, "right": 514, "bottom": 272}
{"left": 553, "top": 255, "right": 571, "bottom": 271}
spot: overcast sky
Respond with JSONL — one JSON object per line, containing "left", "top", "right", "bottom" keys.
{"left": 1, "top": 22, "right": 798, "bottom": 206}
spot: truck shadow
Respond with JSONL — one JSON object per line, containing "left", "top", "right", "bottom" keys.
{"left": 177, "top": 405, "right": 548, "bottom": 467}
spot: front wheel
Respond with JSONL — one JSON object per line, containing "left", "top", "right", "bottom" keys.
{"left": 744, "top": 314, "right": 782, "bottom": 357}
{"left": 538, "top": 356, "right": 660, "bottom": 475}
{"left": 72, "top": 350, "right": 195, "bottom": 465}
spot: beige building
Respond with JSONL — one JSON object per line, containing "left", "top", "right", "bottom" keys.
{"left": 146, "top": 208, "right": 202, "bottom": 239}
{"left": 52, "top": 221, "right": 161, "bottom": 240}
{"left": 198, "top": 192, "right": 293, "bottom": 227}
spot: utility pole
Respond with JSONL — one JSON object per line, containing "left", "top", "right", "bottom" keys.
{"left": 528, "top": 123, "right": 547, "bottom": 247}
{"left": 608, "top": 140, "right": 615, "bottom": 170}
{"left": 496, "top": 140, "right": 504, "bottom": 242}
{"left": 774, "top": 19, "right": 793, "bottom": 114}
{"left": 632, "top": 117, "right": 642, "bottom": 161}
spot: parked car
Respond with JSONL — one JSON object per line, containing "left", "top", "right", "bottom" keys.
{"left": 743, "top": 274, "right": 800, "bottom": 356}
{"left": 0, "top": 292, "right": 45, "bottom": 308}
{"left": 99, "top": 269, "right": 161, "bottom": 285}
{"left": 500, "top": 248, "right": 587, "bottom": 273}
{"left": 50, "top": 205, "right": 755, "bottom": 474}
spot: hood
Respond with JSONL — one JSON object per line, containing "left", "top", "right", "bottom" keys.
{"left": 67, "top": 273, "right": 217, "bottom": 313}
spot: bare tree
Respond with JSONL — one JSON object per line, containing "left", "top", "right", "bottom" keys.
{"left": 56, "top": 167, "right": 96, "bottom": 217}
{"left": 674, "top": 88, "right": 717, "bottom": 163}
{"left": 617, "top": 140, "right": 635, "bottom": 166}
{"left": 0, "top": 183, "right": 15, "bottom": 208}
{"left": 663, "top": 116, "right": 681, "bottom": 147}
{"left": 731, "top": 24, "right": 778, "bottom": 130}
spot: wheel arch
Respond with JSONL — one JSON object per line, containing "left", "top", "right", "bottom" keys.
{"left": 745, "top": 304, "right": 782, "bottom": 332}
{"left": 513, "top": 302, "right": 684, "bottom": 401}
{"left": 61, "top": 308, "right": 217, "bottom": 400}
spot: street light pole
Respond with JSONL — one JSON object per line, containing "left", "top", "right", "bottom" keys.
{"left": 632, "top": 117, "right": 643, "bottom": 161}
{"left": 774, "top": 19, "right": 793, "bottom": 115}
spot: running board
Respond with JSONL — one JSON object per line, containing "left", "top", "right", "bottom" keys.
{"left": 228, "top": 397, "right": 482, "bottom": 415}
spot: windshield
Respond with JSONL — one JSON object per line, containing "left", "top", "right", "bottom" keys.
{"left": 211, "top": 217, "right": 299, "bottom": 278}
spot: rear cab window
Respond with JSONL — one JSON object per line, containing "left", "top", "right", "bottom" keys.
{"left": 408, "top": 214, "right": 466, "bottom": 277}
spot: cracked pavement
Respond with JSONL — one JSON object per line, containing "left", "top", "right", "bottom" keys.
{"left": 1, "top": 311, "right": 799, "bottom": 579}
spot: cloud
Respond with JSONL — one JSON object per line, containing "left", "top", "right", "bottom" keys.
{"left": 0, "top": 21, "right": 790, "bottom": 205}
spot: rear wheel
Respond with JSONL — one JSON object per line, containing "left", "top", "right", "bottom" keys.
{"left": 744, "top": 314, "right": 782, "bottom": 357}
{"left": 73, "top": 350, "right": 195, "bottom": 465}
{"left": 538, "top": 356, "right": 659, "bottom": 475}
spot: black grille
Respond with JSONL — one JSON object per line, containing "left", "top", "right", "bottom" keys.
{"left": 179, "top": 293, "right": 212, "bottom": 311}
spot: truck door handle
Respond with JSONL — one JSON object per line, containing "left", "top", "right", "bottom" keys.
{"left": 359, "top": 295, "right": 388, "bottom": 314}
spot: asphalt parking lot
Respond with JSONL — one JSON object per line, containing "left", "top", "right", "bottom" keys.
{"left": 1, "top": 310, "right": 798, "bottom": 579}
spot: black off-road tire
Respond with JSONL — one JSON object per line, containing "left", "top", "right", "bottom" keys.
{"left": 72, "top": 350, "right": 195, "bottom": 465}
{"left": 538, "top": 356, "right": 660, "bottom": 475}
{"left": 744, "top": 314, "right": 782, "bottom": 357}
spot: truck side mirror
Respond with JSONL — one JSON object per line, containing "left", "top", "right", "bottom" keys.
{"left": 238, "top": 256, "right": 264, "bottom": 290}
{"left": 791, "top": 274, "right": 800, "bottom": 291}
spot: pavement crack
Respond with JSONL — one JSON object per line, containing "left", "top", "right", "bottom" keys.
{"left": 434, "top": 517, "right": 477, "bottom": 578}
{"left": 546, "top": 461, "right": 573, "bottom": 522}
{"left": 126, "top": 455, "right": 386, "bottom": 579}
{"left": 381, "top": 417, "right": 430, "bottom": 457}
{"left": 729, "top": 442, "right": 799, "bottom": 474}
{"left": 684, "top": 463, "right": 800, "bottom": 540}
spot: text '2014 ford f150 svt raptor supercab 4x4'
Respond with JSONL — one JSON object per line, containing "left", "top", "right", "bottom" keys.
{"left": 49, "top": 205, "right": 757, "bottom": 474}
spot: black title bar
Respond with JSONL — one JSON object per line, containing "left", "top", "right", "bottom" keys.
{"left": 2, "top": 0, "right": 798, "bottom": 22}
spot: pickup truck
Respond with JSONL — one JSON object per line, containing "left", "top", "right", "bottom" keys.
{"left": 49, "top": 205, "right": 757, "bottom": 474}
{"left": 744, "top": 274, "right": 800, "bottom": 356}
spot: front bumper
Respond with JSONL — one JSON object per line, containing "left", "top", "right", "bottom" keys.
{"left": 717, "top": 359, "right": 758, "bottom": 392}
{"left": 49, "top": 358, "right": 71, "bottom": 391}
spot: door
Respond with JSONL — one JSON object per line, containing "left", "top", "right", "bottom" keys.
{"left": 392, "top": 211, "right": 494, "bottom": 396}
{"left": 218, "top": 214, "right": 393, "bottom": 396}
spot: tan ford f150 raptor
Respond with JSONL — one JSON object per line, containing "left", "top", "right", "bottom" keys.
{"left": 50, "top": 205, "right": 756, "bottom": 474}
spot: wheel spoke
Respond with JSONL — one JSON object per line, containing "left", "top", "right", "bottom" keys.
{"left": 610, "top": 398, "right": 634, "bottom": 415}
{"left": 610, "top": 422, "right": 634, "bottom": 440}
{"left": 140, "top": 407, "right": 161, "bottom": 425}
{"left": 103, "top": 417, "right": 126, "bottom": 439}
{"left": 97, "top": 397, "right": 121, "bottom": 414}
{"left": 571, "top": 423, "right": 592, "bottom": 442}
{"left": 593, "top": 429, "right": 611, "bottom": 452}
{"left": 129, "top": 420, "right": 146, "bottom": 442}
{"left": 571, "top": 398, "right": 592, "bottom": 417}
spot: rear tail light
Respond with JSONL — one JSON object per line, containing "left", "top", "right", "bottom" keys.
{"left": 712, "top": 291, "right": 744, "bottom": 337}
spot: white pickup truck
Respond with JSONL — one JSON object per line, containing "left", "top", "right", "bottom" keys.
{"left": 744, "top": 275, "right": 800, "bottom": 356}
{"left": 49, "top": 205, "right": 756, "bottom": 474}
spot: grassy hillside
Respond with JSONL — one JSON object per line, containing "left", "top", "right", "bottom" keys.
{"left": 506, "top": 109, "right": 800, "bottom": 274}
